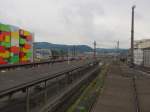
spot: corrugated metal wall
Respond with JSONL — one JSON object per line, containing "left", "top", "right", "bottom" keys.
{"left": 134, "top": 49, "right": 150, "bottom": 67}
{"left": 134, "top": 49, "right": 143, "bottom": 65}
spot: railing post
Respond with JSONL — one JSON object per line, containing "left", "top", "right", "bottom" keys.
{"left": 8, "top": 93, "right": 12, "bottom": 101}
{"left": 67, "top": 72, "right": 71, "bottom": 84}
{"left": 44, "top": 81, "right": 47, "bottom": 104}
{"left": 26, "top": 88, "right": 30, "bottom": 112}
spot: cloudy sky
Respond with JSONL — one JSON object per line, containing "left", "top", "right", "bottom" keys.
{"left": 0, "top": 0, "right": 150, "bottom": 48}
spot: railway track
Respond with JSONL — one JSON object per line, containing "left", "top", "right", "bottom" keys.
{"left": 132, "top": 76, "right": 140, "bottom": 112}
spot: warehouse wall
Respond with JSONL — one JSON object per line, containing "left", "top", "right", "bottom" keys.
{"left": 35, "top": 48, "right": 52, "bottom": 60}
{"left": 143, "top": 49, "right": 150, "bottom": 67}
{"left": 134, "top": 48, "right": 150, "bottom": 67}
{"left": 134, "top": 49, "right": 143, "bottom": 66}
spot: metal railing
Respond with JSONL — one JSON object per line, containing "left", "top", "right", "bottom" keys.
{"left": 0, "top": 59, "right": 67, "bottom": 70}
{"left": 0, "top": 60, "right": 99, "bottom": 112}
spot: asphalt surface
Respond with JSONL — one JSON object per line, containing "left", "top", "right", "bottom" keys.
{"left": 92, "top": 64, "right": 135, "bottom": 112}
{"left": 136, "top": 78, "right": 150, "bottom": 112}
{"left": 92, "top": 63, "right": 150, "bottom": 112}
{"left": 0, "top": 59, "right": 93, "bottom": 93}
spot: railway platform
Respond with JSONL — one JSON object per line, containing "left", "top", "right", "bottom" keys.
{"left": 92, "top": 63, "right": 150, "bottom": 112}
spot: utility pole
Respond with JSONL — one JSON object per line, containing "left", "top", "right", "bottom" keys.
{"left": 131, "top": 5, "right": 136, "bottom": 67}
{"left": 67, "top": 47, "right": 70, "bottom": 64}
{"left": 117, "top": 40, "right": 120, "bottom": 62}
{"left": 93, "top": 41, "right": 96, "bottom": 58}
{"left": 117, "top": 40, "right": 119, "bottom": 52}
{"left": 117, "top": 40, "right": 119, "bottom": 49}
{"left": 73, "top": 46, "right": 76, "bottom": 57}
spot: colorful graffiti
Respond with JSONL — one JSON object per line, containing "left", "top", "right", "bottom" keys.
{"left": 0, "top": 23, "right": 33, "bottom": 64}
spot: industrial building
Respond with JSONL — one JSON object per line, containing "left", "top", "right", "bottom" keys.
{"left": 35, "top": 48, "right": 52, "bottom": 61}
{"left": 134, "top": 39, "right": 150, "bottom": 67}
{"left": 0, "top": 23, "right": 33, "bottom": 65}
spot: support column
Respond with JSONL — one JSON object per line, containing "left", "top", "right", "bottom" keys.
{"left": 26, "top": 88, "right": 30, "bottom": 112}
{"left": 44, "top": 81, "right": 47, "bottom": 104}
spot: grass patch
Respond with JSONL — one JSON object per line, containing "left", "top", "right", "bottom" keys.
{"left": 66, "top": 64, "right": 109, "bottom": 112}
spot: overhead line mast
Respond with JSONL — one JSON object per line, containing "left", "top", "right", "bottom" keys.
{"left": 94, "top": 41, "right": 96, "bottom": 58}
{"left": 131, "top": 5, "right": 136, "bottom": 67}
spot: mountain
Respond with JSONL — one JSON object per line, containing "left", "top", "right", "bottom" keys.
{"left": 34, "top": 42, "right": 93, "bottom": 53}
{"left": 34, "top": 42, "right": 128, "bottom": 54}
{"left": 96, "top": 48, "right": 128, "bottom": 54}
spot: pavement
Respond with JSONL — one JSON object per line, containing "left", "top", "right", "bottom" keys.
{"left": 136, "top": 78, "right": 150, "bottom": 112}
{"left": 92, "top": 64, "right": 135, "bottom": 112}
{"left": 92, "top": 63, "right": 150, "bottom": 112}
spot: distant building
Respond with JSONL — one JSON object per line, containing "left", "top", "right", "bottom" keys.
{"left": 134, "top": 49, "right": 143, "bottom": 65}
{"left": 35, "top": 48, "right": 52, "bottom": 61}
{"left": 83, "top": 52, "right": 95, "bottom": 57}
{"left": 134, "top": 39, "right": 150, "bottom": 49}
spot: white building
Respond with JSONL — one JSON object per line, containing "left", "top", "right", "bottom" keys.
{"left": 134, "top": 39, "right": 150, "bottom": 66}
{"left": 35, "top": 48, "right": 52, "bottom": 61}
{"left": 134, "top": 39, "right": 150, "bottom": 49}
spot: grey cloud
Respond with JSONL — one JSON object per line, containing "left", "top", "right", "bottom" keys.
{"left": 0, "top": 0, "right": 150, "bottom": 48}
